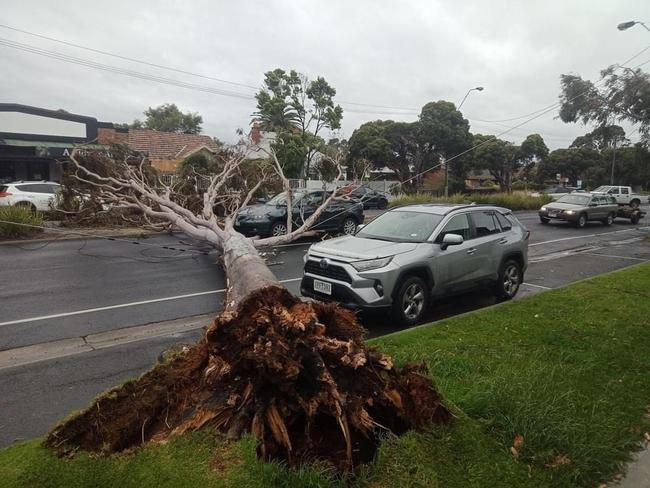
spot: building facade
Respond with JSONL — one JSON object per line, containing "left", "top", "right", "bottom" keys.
{"left": 0, "top": 104, "right": 110, "bottom": 183}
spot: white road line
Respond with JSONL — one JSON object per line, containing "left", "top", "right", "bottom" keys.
{"left": 523, "top": 282, "right": 553, "bottom": 290}
{"left": 529, "top": 226, "right": 650, "bottom": 247}
{"left": 0, "top": 277, "right": 303, "bottom": 327}
{"left": 581, "top": 252, "right": 647, "bottom": 262}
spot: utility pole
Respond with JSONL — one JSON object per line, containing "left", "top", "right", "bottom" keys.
{"left": 610, "top": 139, "right": 617, "bottom": 185}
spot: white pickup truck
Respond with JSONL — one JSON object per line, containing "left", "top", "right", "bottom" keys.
{"left": 592, "top": 186, "right": 648, "bottom": 208}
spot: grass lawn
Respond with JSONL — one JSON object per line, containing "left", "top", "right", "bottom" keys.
{"left": 1, "top": 263, "right": 649, "bottom": 487}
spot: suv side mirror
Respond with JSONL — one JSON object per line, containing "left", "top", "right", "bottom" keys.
{"left": 440, "top": 233, "right": 463, "bottom": 250}
{"left": 355, "top": 224, "right": 365, "bottom": 233}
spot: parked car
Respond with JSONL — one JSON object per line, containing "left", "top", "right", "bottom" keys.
{"left": 234, "top": 189, "right": 364, "bottom": 237}
{"left": 301, "top": 204, "right": 529, "bottom": 326}
{"left": 591, "top": 185, "right": 648, "bottom": 208}
{"left": 337, "top": 185, "right": 388, "bottom": 209}
{"left": 0, "top": 181, "right": 61, "bottom": 212}
{"left": 538, "top": 193, "right": 618, "bottom": 227}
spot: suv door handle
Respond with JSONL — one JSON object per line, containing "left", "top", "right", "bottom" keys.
{"left": 466, "top": 248, "right": 476, "bottom": 255}
{"left": 498, "top": 238, "right": 508, "bottom": 244}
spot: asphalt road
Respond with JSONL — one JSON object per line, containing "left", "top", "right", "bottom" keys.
{"left": 0, "top": 208, "right": 649, "bottom": 446}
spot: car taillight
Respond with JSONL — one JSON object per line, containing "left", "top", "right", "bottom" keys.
{"left": 0, "top": 192, "right": 12, "bottom": 197}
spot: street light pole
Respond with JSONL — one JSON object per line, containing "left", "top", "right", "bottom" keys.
{"left": 617, "top": 20, "right": 650, "bottom": 33}
{"left": 445, "top": 86, "right": 484, "bottom": 197}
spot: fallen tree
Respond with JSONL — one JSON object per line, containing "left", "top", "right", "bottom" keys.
{"left": 45, "top": 145, "right": 450, "bottom": 471}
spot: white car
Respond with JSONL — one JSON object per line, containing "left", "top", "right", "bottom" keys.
{"left": 0, "top": 181, "right": 61, "bottom": 212}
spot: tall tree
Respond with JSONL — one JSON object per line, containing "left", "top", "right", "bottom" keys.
{"left": 416, "top": 101, "right": 472, "bottom": 184}
{"left": 559, "top": 66, "right": 650, "bottom": 143}
{"left": 254, "top": 69, "right": 343, "bottom": 178}
{"left": 129, "top": 103, "right": 204, "bottom": 134}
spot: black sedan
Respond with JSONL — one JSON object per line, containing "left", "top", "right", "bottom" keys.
{"left": 344, "top": 186, "right": 388, "bottom": 209}
{"left": 234, "top": 190, "right": 364, "bottom": 237}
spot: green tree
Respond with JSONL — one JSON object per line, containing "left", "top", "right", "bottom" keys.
{"left": 559, "top": 66, "right": 650, "bottom": 143}
{"left": 467, "top": 134, "right": 516, "bottom": 191}
{"left": 536, "top": 148, "right": 603, "bottom": 187}
{"left": 570, "top": 125, "right": 628, "bottom": 151}
{"left": 466, "top": 133, "right": 548, "bottom": 192}
{"left": 130, "top": 103, "right": 203, "bottom": 134}
{"left": 417, "top": 101, "right": 472, "bottom": 183}
{"left": 348, "top": 120, "right": 394, "bottom": 168}
{"left": 254, "top": 69, "right": 343, "bottom": 178}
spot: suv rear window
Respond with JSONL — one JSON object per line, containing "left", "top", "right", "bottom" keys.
{"left": 471, "top": 211, "right": 500, "bottom": 237}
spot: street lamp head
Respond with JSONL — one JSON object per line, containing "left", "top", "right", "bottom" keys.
{"left": 475, "top": 86, "right": 484, "bottom": 91}
{"left": 617, "top": 21, "right": 637, "bottom": 31}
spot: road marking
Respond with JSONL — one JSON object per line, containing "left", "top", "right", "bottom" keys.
{"left": 530, "top": 226, "right": 650, "bottom": 247}
{"left": 0, "top": 277, "right": 303, "bottom": 327}
{"left": 523, "top": 282, "right": 553, "bottom": 290}
{"left": 0, "top": 314, "right": 212, "bottom": 370}
{"left": 581, "top": 252, "right": 647, "bottom": 262}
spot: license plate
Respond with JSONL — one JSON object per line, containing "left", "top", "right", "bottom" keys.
{"left": 548, "top": 211, "right": 558, "bottom": 217}
{"left": 313, "top": 279, "right": 332, "bottom": 295}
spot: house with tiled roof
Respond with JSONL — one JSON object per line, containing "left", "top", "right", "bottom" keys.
{"left": 98, "top": 127, "right": 220, "bottom": 172}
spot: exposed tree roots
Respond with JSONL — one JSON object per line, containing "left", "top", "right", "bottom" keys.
{"left": 45, "top": 286, "right": 450, "bottom": 471}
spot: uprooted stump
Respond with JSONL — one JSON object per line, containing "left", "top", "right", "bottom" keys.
{"left": 45, "top": 286, "right": 450, "bottom": 471}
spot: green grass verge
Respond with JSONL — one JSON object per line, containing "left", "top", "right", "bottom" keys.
{"left": 2, "top": 263, "right": 649, "bottom": 487}
{"left": 389, "top": 192, "right": 553, "bottom": 210}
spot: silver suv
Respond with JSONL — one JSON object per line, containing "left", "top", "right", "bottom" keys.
{"left": 301, "top": 204, "right": 529, "bottom": 326}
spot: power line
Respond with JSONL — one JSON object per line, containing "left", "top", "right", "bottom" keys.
{"left": 0, "top": 23, "right": 261, "bottom": 91}
{"left": 0, "top": 37, "right": 256, "bottom": 100}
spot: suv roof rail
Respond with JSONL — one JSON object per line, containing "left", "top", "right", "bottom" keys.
{"left": 444, "top": 202, "right": 503, "bottom": 214}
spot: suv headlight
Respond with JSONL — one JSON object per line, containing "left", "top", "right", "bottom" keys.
{"left": 351, "top": 256, "right": 393, "bottom": 272}
{"left": 564, "top": 210, "right": 574, "bottom": 215}
{"left": 540, "top": 206, "right": 547, "bottom": 211}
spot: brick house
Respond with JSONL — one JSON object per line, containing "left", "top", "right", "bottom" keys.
{"left": 98, "top": 127, "right": 221, "bottom": 173}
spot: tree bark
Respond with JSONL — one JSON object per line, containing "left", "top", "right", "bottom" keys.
{"left": 221, "top": 231, "right": 279, "bottom": 310}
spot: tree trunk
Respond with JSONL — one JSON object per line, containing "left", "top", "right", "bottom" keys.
{"left": 45, "top": 230, "right": 450, "bottom": 472}
{"left": 221, "top": 232, "right": 278, "bottom": 310}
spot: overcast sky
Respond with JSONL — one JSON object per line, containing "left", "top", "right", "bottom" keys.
{"left": 1, "top": 0, "right": 649, "bottom": 149}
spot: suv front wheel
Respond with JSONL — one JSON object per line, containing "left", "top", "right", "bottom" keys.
{"left": 392, "top": 276, "right": 429, "bottom": 326}
{"left": 494, "top": 259, "right": 523, "bottom": 300}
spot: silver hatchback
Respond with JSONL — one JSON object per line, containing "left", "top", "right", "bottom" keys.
{"left": 300, "top": 204, "right": 529, "bottom": 326}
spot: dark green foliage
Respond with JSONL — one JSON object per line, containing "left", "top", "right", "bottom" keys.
{"left": 559, "top": 66, "right": 650, "bottom": 143}
{"left": 126, "top": 103, "right": 203, "bottom": 134}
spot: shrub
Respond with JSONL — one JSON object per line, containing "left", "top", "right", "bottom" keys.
{"left": 0, "top": 205, "right": 43, "bottom": 239}
{"left": 389, "top": 192, "right": 552, "bottom": 211}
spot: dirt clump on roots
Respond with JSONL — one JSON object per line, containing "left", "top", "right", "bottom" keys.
{"left": 45, "top": 286, "right": 450, "bottom": 471}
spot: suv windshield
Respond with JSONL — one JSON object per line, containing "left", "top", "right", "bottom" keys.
{"left": 556, "top": 194, "right": 591, "bottom": 205}
{"left": 357, "top": 210, "right": 442, "bottom": 242}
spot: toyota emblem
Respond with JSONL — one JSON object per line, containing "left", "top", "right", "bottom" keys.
{"left": 319, "top": 258, "right": 330, "bottom": 269}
